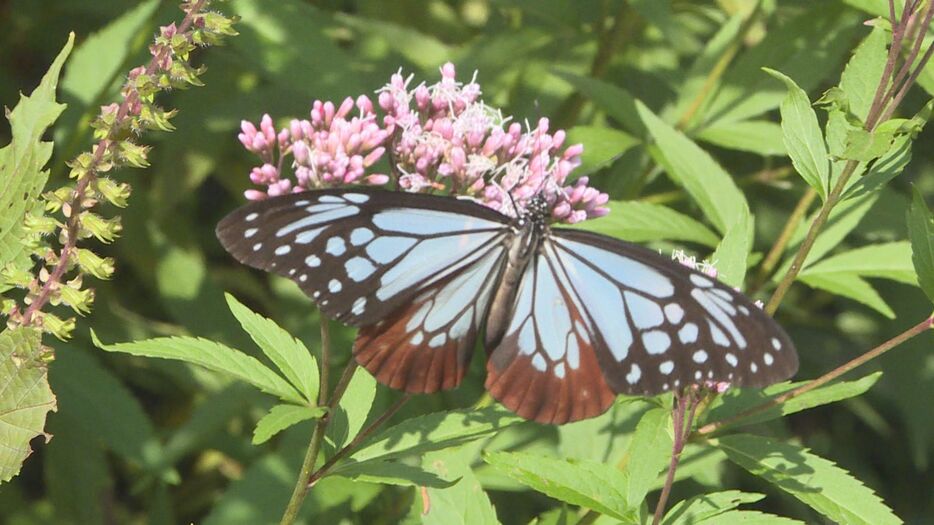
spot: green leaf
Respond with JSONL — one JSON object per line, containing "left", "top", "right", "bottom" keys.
{"left": 715, "top": 434, "right": 901, "bottom": 525}
{"left": 0, "top": 34, "right": 73, "bottom": 287}
{"left": 840, "top": 128, "right": 896, "bottom": 162}
{"left": 225, "top": 293, "right": 319, "bottom": 403}
{"left": 695, "top": 120, "right": 787, "bottom": 156}
{"left": 252, "top": 404, "right": 326, "bottom": 445}
{"left": 703, "top": 372, "right": 883, "bottom": 430}
{"left": 565, "top": 126, "right": 640, "bottom": 176}
{"left": 764, "top": 68, "right": 830, "bottom": 200}
{"left": 712, "top": 209, "right": 753, "bottom": 289}
{"left": 332, "top": 13, "right": 451, "bottom": 70}
{"left": 44, "top": 417, "right": 111, "bottom": 525}
{"left": 483, "top": 451, "right": 637, "bottom": 523}
{"left": 338, "top": 405, "right": 521, "bottom": 469}
{"left": 839, "top": 26, "right": 888, "bottom": 122}
{"left": 333, "top": 459, "right": 456, "bottom": 488}
{"left": 61, "top": 0, "right": 160, "bottom": 106}
{"left": 662, "top": 490, "right": 764, "bottom": 525}
{"left": 908, "top": 188, "right": 934, "bottom": 304}
{"left": 696, "top": 510, "right": 804, "bottom": 524}
{"left": 91, "top": 330, "right": 305, "bottom": 404}
{"left": 325, "top": 366, "right": 376, "bottom": 452}
{"left": 552, "top": 71, "right": 645, "bottom": 135}
{"left": 573, "top": 200, "right": 720, "bottom": 248}
{"left": 801, "top": 242, "right": 917, "bottom": 285}
{"left": 844, "top": 134, "right": 913, "bottom": 199}
{"left": 637, "top": 101, "right": 749, "bottom": 235}
{"left": 0, "top": 328, "right": 55, "bottom": 483}
{"left": 421, "top": 449, "right": 501, "bottom": 524}
{"left": 619, "top": 407, "right": 672, "bottom": 508}
{"left": 799, "top": 272, "right": 895, "bottom": 318}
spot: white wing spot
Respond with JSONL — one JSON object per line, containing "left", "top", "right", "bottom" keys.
{"left": 659, "top": 360, "right": 674, "bottom": 375}
{"left": 328, "top": 279, "right": 342, "bottom": 293}
{"left": 410, "top": 332, "right": 424, "bottom": 345}
{"left": 707, "top": 370, "right": 714, "bottom": 379}
{"left": 763, "top": 352, "right": 774, "bottom": 366}
{"left": 750, "top": 362, "right": 758, "bottom": 373}
{"left": 725, "top": 353, "right": 738, "bottom": 367}
{"left": 694, "top": 370, "right": 703, "bottom": 380}
{"left": 692, "top": 350, "right": 708, "bottom": 363}
{"left": 313, "top": 291, "right": 320, "bottom": 298}
{"left": 244, "top": 228, "right": 258, "bottom": 238}
{"left": 739, "top": 305, "right": 750, "bottom": 315}
{"left": 277, "top": 206, "right": 358, "bottom": 236}
{"left": 288, "top": 269, "right": 296, "bottom": 276}
{"left": 294, "top": 200, "right": 310, "bottom": 206}
{"left": 245, "top": 212, "right": 259, "bottom": 222}
{"left": 350, "top": 227, "right": 375, "bottom": 246}
{"left": 771, "top": 337, "right": 782, "bottom": 350}
{"left": 345, "top": 257, "right": 377, "bottom": 282}
{"left": 344, "top": 193, "right": 369, "bottom": 203}
{"left": 709, "top": 322, "right": 731, "bottom": 347}
{"left": 532, "top": 353, "right": 547, "bottom": 372}
{"left": 428, "top": 333, "right": 446, "bottom": 348}
{"left": 295, "top": 227, "right": 326, "bottom": 245}
{"left": 352, "top": 297, "right": 366, "bottom": 315}
{"left": 319, "top": 195, "right": 344, "bottom": 204}
{"left": 711, "top": 288, "right": 732, "bottom": 302}
{"left": 299, "top": 274, "right": 308, "bottom": 282}
{"left": 275, "top": 245, "right": 291, "bottom": 255}
{"left": 678, "top": 323, "right": 698, "bottom": 344}
{"left": 252, "top": 243, "right": 263, "bottom": 251}
{"left": 307, "top": 203, "right": 343, "bottom": 213}
{"left": 690, "top": 274, "right": 714, "bottom": 288}
{"left": 575, "top": 320, "right": 591, "bottom": 344}
{"left": 664, "top": 303, "right": 685, "bottom": 324}
{"left": 326, "top": 237, "right": 347, "bottom": 256}
{"left": 626, "top": 364, "right": 641, "bottom": 384}
{"left": 554, "top": 363, "right": 566, "bottom": 379}
{"left": 305, "top": 255, "right": 321, "bottom": 267}
{"left": 626, "top": 291, "right": 664, "bottom": 329}
{"left": 642, "top": 331, "right": 671, "bottom": 355}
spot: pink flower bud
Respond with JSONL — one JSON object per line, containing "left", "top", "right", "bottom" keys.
{"left": 260, "top": 114, "right": 275, "bottom": 142}
{"left": 365, "top": 173, "right": 390, "bottom": 185}
{"left": 441, "top": 62, "right": 456, "bottom": 80}
{"left": 336, "top": 97, "right": 355, "bottom": 120}
{"left": 244, "top": 189, "right": 267, "bottom": 201}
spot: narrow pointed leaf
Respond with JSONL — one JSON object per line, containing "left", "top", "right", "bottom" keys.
{"left": 712, "top": 209, "right": 753, "bottom": 288}
{"left": 225, "top": 293, "right": 319, "bottom": 403}
{"left": 619, "top": 407, "right": 672, "bottom": 507}
{"left": 252, "top": 404, "right": 326, "bottom": 445}
{"left": 325, "top": 366, "right": 376, "bottom": 452}
{"left": 908, "top": 187, "right": 934, "bottom": 304}
{"left": 575, "top": 200, "right": 720, "bottom": 247}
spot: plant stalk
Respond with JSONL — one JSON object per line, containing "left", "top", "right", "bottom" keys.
{"left": 652, "top": 391, "right": 699, "bottom": 525}
{"left": 697, "top": 315, "right": 934, "bottom": 436}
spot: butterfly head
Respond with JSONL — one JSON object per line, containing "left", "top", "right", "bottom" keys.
{"left": 516, "top": 193, "right": 550, "bottom": 233}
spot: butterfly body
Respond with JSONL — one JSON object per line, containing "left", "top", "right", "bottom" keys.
{"left": 218, "top": 188, "right": 798, "bottom": 424}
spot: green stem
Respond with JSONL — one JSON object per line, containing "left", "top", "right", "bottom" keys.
{"left": 696, "top": 315, "right": 934, "bottom": 436}
{"left": 652, "top": 390, "right": 699, "bottom": 525}
{"left": 749, "top": 187, "right": 817, "bottom": 294}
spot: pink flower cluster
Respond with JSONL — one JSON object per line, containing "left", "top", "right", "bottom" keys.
{"left": 238, "top": 63, "right": 609, "bottom": 224}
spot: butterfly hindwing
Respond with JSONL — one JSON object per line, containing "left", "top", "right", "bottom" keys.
{"left": 355, "top": 246, "right": 506, "bottom": 393}
{"left": 549, "top": 229, "right": 798, "bottom": 395}
{"left": 216, "top": 188, "right": 511, "bottom": 327}
{"left": 485, "top": 247, "right": 617, "bottom": 424}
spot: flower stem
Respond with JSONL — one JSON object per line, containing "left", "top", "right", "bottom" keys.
{"left": 306, "top": 393, "right": 412, "bottom": 487}
{"left": 750, "top": 187, "right": 817, "bottom": 295}
{"left": 696, "top": 315, "right": 934, "bottom": 436}
{"left": 652, "top": 390, "right": 699, "bottom": 525}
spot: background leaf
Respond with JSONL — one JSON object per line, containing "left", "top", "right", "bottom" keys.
{"left": 573, "top": 200, "right": 720, "bottom": 247}
{"left": 908, "top": 188, "right": 934, "bottom": 304}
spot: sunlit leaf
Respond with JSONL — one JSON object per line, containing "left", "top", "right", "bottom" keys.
{"left": 618, "top": 407, "right": 672, "bottom": 508}
{"left": 574, "top": 201, "right": 720, "bottom": 247}
{"left": 252, "top": 404, "right": 326, "bottom": 445}
{"left": 661, "top": 490, "right": 764, "bottom": 525}
{"left": 325, "top": 366, "right": 376, "bottom": 452}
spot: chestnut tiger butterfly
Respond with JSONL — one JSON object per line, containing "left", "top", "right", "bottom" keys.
{"left": 217, "top": 188, "right": 797, "bottom": 424}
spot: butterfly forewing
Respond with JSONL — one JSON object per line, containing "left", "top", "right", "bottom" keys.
{"left": 549, "top": 229, "right": 798, "bottom": 394}
{"left": 216, "top": 188, "right": 511, "bottom": 327}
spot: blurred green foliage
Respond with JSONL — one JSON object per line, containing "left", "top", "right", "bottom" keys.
{"left": 2, "top": 0, "right": 934, "bottom": 523}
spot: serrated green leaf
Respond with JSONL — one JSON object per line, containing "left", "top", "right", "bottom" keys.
{"left": 799, "top": 272, "right": 895, "bottom": 318}
{"left": 0, "top": 35, "right": 73, "bottom": 287}
{"left": 61, "top": 0, "right": 160, "bottom": 106}
{"left": 801, "top": 242, "right": 917, "bottom": 285}
{"left": 325, "top": 366, "right": 376, "bottom": 452}
{"left": 338, "top": 405, "right": 521, "bottom": 470}
{"left": 619, "top": 407, "right": 672, "bottom": 508}
{"left": 712, "top": 209, "right": 753, "bottom": 289}
{"left": 422, "top": 449, "right": 501, "bottom": 524}
{"left": 909, "top": 188, "right": 934, "bottom": 304}
{"left": 697, "top": 510, "right": 804, "bottom": 524}
{"left": 552, "top": 71, "right": 645, "bottom": 135}
{"left": 662, "top": 490, "right": 764, "bottom": 525}
{"left": 565, "top": 126, "right": 639, "bottom": 176}
{"left": 91, "top": 330, "right": 305, "bottom": 404}
{"left": 638, "top": 101, "right": 749, "bottom": 235}
{"left": 703, "top": 372, "right": 882, "bottom": 430}
{"left": 839, "top": 26, "right": 888, "bottom": 122}
{"left": 695, "top": 119, "right": 787, "bottom": 156}
{"left": 764, "top": 68, "right": 830, "bottom": 200}
{"left": 483, "top": 451, "right": 637, "bottom": 523}
{"left": 715, "top": 434, "right": 901, "bottom": 525}
{"left": 573, "top": 200, "right": 720, "bottom": 248}
{"left": 225, "top": 293, "right": 319, "bottom": 403}
{"left": 0, "top": 328, "right": 55, "bottom": 483}
{"left": 252, "top": 404, "right": 326, "bottom": 445}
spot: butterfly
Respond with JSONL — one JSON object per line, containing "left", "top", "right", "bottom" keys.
{"left": 217, "top": 188, "right": 798, "bottom": 424}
